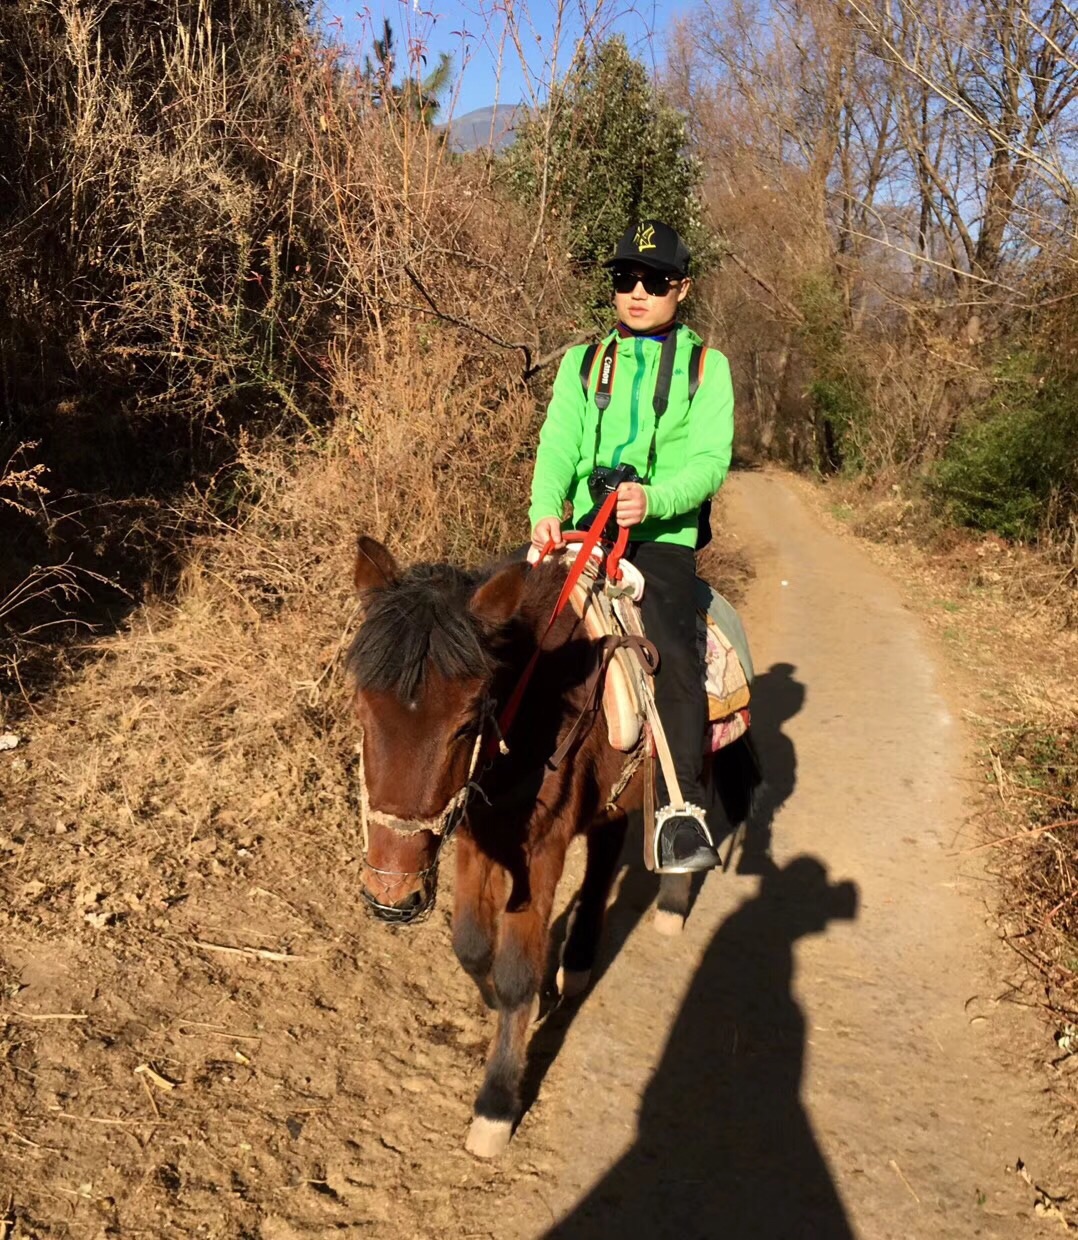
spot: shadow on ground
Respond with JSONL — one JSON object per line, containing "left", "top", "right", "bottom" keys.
{"left": 533, "top": 661, "right": 861, "bottom": 1237}
{"left": 737, "top": 660, "right": 804, "bottom": 874}
{"left": 544, "top": 852, "right": 860, "bottom": 1239}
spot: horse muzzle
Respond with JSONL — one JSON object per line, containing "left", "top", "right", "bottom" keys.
{"left": 360, "top": 882, "right": 434, "bottom": 924}
{"left": 360, "top": 824, "right": 440, "bottom": 924}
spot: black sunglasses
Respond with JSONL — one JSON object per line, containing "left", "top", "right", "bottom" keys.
{"left": 611, "top": 269, "right": 680, "bottom": 296}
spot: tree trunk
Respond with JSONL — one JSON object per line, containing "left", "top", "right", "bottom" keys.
{"left": 755, "top": 336, "right": 792, "bottom": 459}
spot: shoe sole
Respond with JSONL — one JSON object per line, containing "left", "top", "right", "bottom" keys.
{"left": 655, "top": 852, "right": 720, "bottom": 875}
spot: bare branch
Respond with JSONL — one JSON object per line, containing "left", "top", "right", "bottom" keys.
{"left": 723, "top": 250, "right": 806, "bottom": 324}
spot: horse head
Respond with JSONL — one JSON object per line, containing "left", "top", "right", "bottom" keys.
{"left": 348, "top": 536, "right": 525, "bottom": 922}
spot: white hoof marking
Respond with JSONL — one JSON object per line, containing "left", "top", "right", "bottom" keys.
{"left": 653, "top": 908, "right": 685, "bottom": 937}
{"left": 465, "top": 1115, "right": 513, "bottom": 1159}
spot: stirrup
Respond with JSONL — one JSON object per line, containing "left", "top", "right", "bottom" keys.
{"left": 652, "top": 803, "right": 717, "bottom": 874}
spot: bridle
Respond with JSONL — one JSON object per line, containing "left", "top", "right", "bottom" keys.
{"left": 358, "top": 495, "right": 641, "bottom": 924}
{"left": 357, "top": 704, "right": 498, "bottom": 923}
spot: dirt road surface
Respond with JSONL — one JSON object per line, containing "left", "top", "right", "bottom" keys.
{"left": 502, "top": 470, "right": 1059, "bottom": 1239}
{"left": 0, "top": 471, "right": 1061, "bottom": 1239}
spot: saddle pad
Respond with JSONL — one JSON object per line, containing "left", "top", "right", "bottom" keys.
{"left": 702, "top": 613, "right": 751, "bottom": 721}
{"left": 569, "top": 577, "right": 754, "bottom": 755}
{"left": 695, "top": 578, "right": 755, "bottom": 684}
{"left": 709, "top": 706, "right": 751, "bottom": 753}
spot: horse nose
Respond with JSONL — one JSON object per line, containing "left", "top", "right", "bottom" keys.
{"left": 363, "top": 886, "right": 428, "bottom": 923}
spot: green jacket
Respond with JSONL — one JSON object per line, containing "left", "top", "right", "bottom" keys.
{"left": 528, "top": 325, "right": 735, "bottom": 547}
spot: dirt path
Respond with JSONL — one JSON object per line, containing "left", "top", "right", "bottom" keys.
{"left": 467, "top": 470, "right": 1059, "bottom": 1238}
{"left": 0, "top": 470, "right": 1062, "bottom": 1239}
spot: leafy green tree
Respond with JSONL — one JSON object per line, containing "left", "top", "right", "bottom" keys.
{"left": 363, "top": 19, "right": 452, "bottom": 126}
{"left": 504, "top": 37, "right": 711, "bottom": 320}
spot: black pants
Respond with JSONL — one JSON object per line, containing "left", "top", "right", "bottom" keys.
{"left": 626, "top": 540, "right": 708, "bottom": 811}
{"left": 509, "top": 539, "right": 707, "bottom": 810}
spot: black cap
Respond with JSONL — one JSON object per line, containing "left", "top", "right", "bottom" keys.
{"left": 603, "top": 220, "right": 691, "bottom": 277}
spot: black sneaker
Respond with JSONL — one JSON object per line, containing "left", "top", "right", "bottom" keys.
{"left": 655, "top": 807, "right": 720, "bottom": 874}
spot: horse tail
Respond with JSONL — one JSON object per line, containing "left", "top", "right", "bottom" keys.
{"left": 713, "top": 732, "right": 763, "bottom": 829}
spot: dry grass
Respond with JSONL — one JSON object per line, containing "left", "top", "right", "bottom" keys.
{"left": 989, "top": 721, "right": 1077, "bottom": 1011}
{"left": 0, "top": 358, "right": 544, "bottom": 1231}
{"left": 3, "top": 346, "right": 538, "bottom": 856}
{"left": 0, "top": 0, "right": 578, "bottom": 712}
{"left": 840, "top": 483, "right": 1078, "bottom": 630}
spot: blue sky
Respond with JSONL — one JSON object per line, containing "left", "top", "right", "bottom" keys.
{"left": 318, "top": 0, "right": 691, "bottom": 116}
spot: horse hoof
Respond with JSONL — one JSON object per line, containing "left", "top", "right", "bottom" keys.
{"left": 465, "top": 1115, "right": 514, "bottom": 1159}
{"left": 556, "top": 966, "right": 592, "bottom": 999}
{"left": 653, "top": 908, "right": 685, "bottom": 937}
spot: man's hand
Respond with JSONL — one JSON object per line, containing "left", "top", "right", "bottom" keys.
{"left": 616, "top": 482, "right": 648, "bottom": 528}
{"left": 531, "top": 517, "right": 565, "bottom": 550}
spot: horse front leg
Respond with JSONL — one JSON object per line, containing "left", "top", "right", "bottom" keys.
{"left": 452, "top": 828, "right": 503, "bottom": 1010}
{"left": 465, "top": 832, "right": 568, "bottom": 1159}
{"left": 558, "top": 811, "right": 627, "bottom": 997}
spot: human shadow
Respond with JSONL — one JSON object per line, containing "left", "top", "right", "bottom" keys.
{"left": 737, "top": 661, "right": 805, "bottom": 875}
{"left": 544, "top": 854, "right": 860, "bottom": 1240}
{"left": 678, "top": 658, "right": 806, "bottom": 915}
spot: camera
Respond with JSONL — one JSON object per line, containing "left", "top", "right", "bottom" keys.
{"left": 588, "top": 462, "right": 640, "bottom": 503}
{"left": 579, "top": 463, "right": 640, "bottom": 540}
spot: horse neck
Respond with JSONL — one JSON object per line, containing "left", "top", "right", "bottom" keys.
{"left": 489, "top": 566, "right": 608, "bottom": 769}
{"left": 517, "top": 565, "right": 590, "bottom": 685}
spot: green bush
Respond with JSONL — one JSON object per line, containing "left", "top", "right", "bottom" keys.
{"left": 502, "top": 36, "right": 713, "bottom": 324}
{"left": 930, "top": 356, "right": 1078, "bottom": 540}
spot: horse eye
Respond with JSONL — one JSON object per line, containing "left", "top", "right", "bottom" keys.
{"left": 453, "top": 700, "right": 492, "bottom": 743}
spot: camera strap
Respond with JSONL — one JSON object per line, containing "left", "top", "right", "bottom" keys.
{"left": 578, "top": 328, "right": 705, "bottom": 476}
{"left": 645, "top": 326, "right": 682, "bottom": 478}
{"left": 593, "top": 339, "right": 618, "bottom": 409}
{"left": 579, "top": 339, "right": 619, "bottom": 470}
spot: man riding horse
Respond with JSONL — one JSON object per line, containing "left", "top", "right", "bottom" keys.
{"left": 528, "top": 219, "right": 736, "bottom": 874}
{"left": 348, "top": 219, "right": 753, "bottom": 1156}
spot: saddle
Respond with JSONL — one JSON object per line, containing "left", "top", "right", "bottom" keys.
{"left": 564, "top": 547, "right": 753, "bottom": 756}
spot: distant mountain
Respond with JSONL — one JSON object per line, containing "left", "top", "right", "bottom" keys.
{"left": 443, "top": 105, "right": 525, "bottom": 154}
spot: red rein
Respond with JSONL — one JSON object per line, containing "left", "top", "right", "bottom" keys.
{"left": 491, "top": 490, "right": 628, "bottom": 756}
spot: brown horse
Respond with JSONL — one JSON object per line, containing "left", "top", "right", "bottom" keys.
{"left": 347, "top": 535, "right": 759, "bottom": 1157}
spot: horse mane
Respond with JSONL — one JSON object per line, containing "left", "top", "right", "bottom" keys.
{"left": 346, "top": 563, "right": 490, "bottom": 701}
{"left": 347, "top": 556, "right": 570, "bottom": 702}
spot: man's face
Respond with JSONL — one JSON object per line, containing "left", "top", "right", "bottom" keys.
{"left": 611, "top": 265, "right": 691, "bottom": 333}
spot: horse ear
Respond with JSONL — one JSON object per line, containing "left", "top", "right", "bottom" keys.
{"left": 470, "top": 563, "right": 526, "bottom": 628}
{"left": 353, "top": 536, "right": 399, "bottom": 593}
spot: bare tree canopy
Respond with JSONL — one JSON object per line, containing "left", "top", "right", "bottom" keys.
{"left": 668, "top": 0, "right": 1078, "bottom": 534}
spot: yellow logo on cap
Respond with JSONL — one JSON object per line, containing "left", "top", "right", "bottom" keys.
{"left": 634, "top": 224, "right": 656, "bottom": 251}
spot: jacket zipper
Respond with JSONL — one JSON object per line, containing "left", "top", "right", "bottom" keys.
{"left": 611, "top": 337, "right": 646, "bottom": 468}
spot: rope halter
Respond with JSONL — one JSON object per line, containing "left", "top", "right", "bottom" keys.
{"left": 356, "top": 711, "right": 491, "bottom": 922}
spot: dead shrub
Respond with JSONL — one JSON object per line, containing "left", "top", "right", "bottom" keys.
{"left": 989, "top": 713, "right": 1078, "bottom": 1120}
{"left": 0, "top": 0, "right": 576, "bottom": 701}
